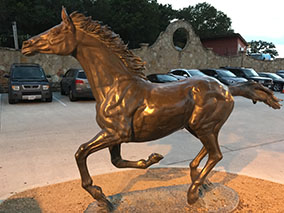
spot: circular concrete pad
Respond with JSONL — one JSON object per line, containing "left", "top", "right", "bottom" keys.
{"left": 85, "top": 183, "right": 239, "bottom": 213}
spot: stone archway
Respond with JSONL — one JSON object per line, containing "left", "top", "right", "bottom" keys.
{"left": 132, "top": 20, "right": 208, "bottom": 74}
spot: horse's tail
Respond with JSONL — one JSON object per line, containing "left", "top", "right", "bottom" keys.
{"left": 228, "top": 81, "right": 282, "bottom": 109}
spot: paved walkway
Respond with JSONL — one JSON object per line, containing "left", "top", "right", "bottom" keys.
{"left": 0, "top": 92, "right": 284, "bottom": 201}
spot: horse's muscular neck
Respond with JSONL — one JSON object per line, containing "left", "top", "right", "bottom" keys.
{"left": 74, "top": 35, "right": 134, "bottom": 103}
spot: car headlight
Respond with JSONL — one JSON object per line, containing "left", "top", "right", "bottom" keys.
{"left": 42, "top": 85, "right": 50, "bottom": 90}
{"left": 12, "top": 85, "right": 20, "bottom": 91}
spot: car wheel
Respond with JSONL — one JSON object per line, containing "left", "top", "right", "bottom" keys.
{"left": 273, "top": 83, "right": 282, "bottom": 92}
{"left": 69, "top": 89, "right": 77, "bottom": 101}
{"left": 8, "top": 96, "right": 16, "bottom": 104}
{"left": 46, "top": 96, "right": 53, "bottom": 102}
{"left": 60, "top": 86, "right": 65, "bottom": 95}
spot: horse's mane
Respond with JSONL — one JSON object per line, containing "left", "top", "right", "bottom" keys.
{"left": 70, "top": 12, "right": 146, "bottom": 79}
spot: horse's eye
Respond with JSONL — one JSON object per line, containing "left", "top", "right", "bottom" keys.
{"left": 62, "top": 25, "right": 70, "bottom": 32}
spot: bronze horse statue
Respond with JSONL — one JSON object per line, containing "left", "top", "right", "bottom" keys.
{"left": 22, "top": 8, "right": 281, "bottom": 211}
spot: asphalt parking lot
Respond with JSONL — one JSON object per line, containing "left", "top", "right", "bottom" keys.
{"left": 0, "top": 92, "right": 284, "bottom": 201}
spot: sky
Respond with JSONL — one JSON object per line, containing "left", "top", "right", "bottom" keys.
{"left": 157, "top": 0, "right": 284, "bottom": 58}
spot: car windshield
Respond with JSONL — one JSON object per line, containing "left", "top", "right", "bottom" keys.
{"left": 216, "top": 70, "right": 236, "bottom": 77}
{"left": 77, "top": 71, "right": 87, "bottom": 79}
{"left": 12, "top": 67, "right": 45, "bottom": 79}
{"left": 243, "top": 68, "right": 259, "bottom": 77}
{"left": 264, "top": 73, "right": 283, "bottom": 80}
{"left": 187, "top": 70, "right": 206, "bottom": 76}
{"left": 157, "top": 74, "right": 178, "bottom": 82}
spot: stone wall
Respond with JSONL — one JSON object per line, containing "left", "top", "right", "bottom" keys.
{"left": 132, "top": 20, "right": 284, "bottom": 75}
{"left": 1, "top": 20, "right": 284, "bottom": 93}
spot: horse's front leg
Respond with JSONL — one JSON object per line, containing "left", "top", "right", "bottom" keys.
{"left": 109, "top": 144, "right": 164, "bottom": 169}
{"left": 75, "top": 130, "right": 118, "bottom": 211}
{"left": 187, "top": 133, "right": 222, "bottom": 204}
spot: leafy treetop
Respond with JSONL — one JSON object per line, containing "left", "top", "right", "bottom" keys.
{"left": 247, "top": 40, "right": 279, "bottom": 58}
{"left": 0, "top": 0, "right": 234, "bottom": 49}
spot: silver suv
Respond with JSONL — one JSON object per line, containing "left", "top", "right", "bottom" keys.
{"left": 6, "top": 63, "right": 52, "bottom": 104}
{"left": 60, "top": 68, "right": 94, "bottom": 101}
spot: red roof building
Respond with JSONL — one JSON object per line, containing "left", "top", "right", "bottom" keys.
{"left": 201, "top": 33, "right": 248, "bottom": 56}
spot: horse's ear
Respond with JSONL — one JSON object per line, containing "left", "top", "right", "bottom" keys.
{"left": 61, "top": 6, "right": 70, "bottom": 23}
{"left": 61, "top": 6, "right": 75, "bottom": 31}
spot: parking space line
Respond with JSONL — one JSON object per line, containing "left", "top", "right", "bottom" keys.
{"left": 53, "top": 95, "right": 67, "bottom": 107}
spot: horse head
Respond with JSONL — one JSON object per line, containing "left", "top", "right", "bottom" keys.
{"left": 22, "top": 7, "right": 77, "bottom": 56}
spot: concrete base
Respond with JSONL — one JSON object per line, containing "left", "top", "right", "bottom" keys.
{"left": 85, "top": 183, "right": 239, "bottom": 213}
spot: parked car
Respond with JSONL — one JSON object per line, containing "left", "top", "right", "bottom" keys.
{"left": 146, "top": 73, "right": 185, "bottom": 83}
{"left": 258, "top": 72, "right": 284, "bottom": 91}
{"left": 221, "top": 67, "right": 273, "bottom": 88}
{"left": 60, "top": 68, "right": 94, "bottom": 101}
{"left": 199, "top": 68, "right": 248, "bottom": 85}
{"left": 276, "top": 70, "right": 284, "bottom": 78}
{"left": 249, "top": 53, "right": 272, "bottom": 61}
{"left": 169, "top": 69, "right": 207, "bottom": 78}
{"left": 5, "top": 63, "right": 52, "bottom": 104}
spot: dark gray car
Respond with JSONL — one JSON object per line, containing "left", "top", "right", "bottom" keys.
{"left": 200, "top": 68, "right": 247, "bottom": 85}
{"left": 258, "top": 72, "right": 284, "bottom": 91}
{"left": 6, "top": 63, "right": 52, "bottom": 104}
{"left": 221, "top": 67, "right": 273, "bottom": 88}
{"left": 276, "top": 70, "right": 284, "bottom": 78}
{"left": 60, "top": 68, "right": 94, "bottom": 101}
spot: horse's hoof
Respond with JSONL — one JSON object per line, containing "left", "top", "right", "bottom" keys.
{"left": 149, "top": 153, "right": 164, "bottom": 163}
{"left": 187, "top": 192, "right": 199, "bottom": 204}
{"left": 187, "top": 187, "right": 199, "bottom": 204}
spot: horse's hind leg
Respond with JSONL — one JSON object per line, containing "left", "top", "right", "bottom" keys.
{"left": 187, "top": 133, "right": 222, "bottom": 204}
{"left": 75, "top": 130, "right": 118, "bottom": 211}
{"left": 109, "top": 144, "right": 164, "bottom": 169}
{"left": 186, "top": 125, "right": 213, "bottom": 186}
{"left": 188, "top": 146, "right": 207, "bottom": 182}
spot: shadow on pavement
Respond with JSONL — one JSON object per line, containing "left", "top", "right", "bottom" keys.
{"left": 0, "top": 198, "right": 41, "bottom": 213}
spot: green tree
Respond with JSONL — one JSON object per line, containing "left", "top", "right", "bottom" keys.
{"left": 0, "top": 0, "right": 174, "bottom": 49}
{"left": 176, "top": 2, "right": 233, "bottom": 38}
{"left": 0, "top": 0, "right": 87, "bottom": 48}
{"left": 90, "top": 0, "right": 174, "bottom": 48}
{"left": 0, "top": 0, "right": 234, "bottom": 49}
{"left": 247, "top": 40, "right": 278, "bottom": 58}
